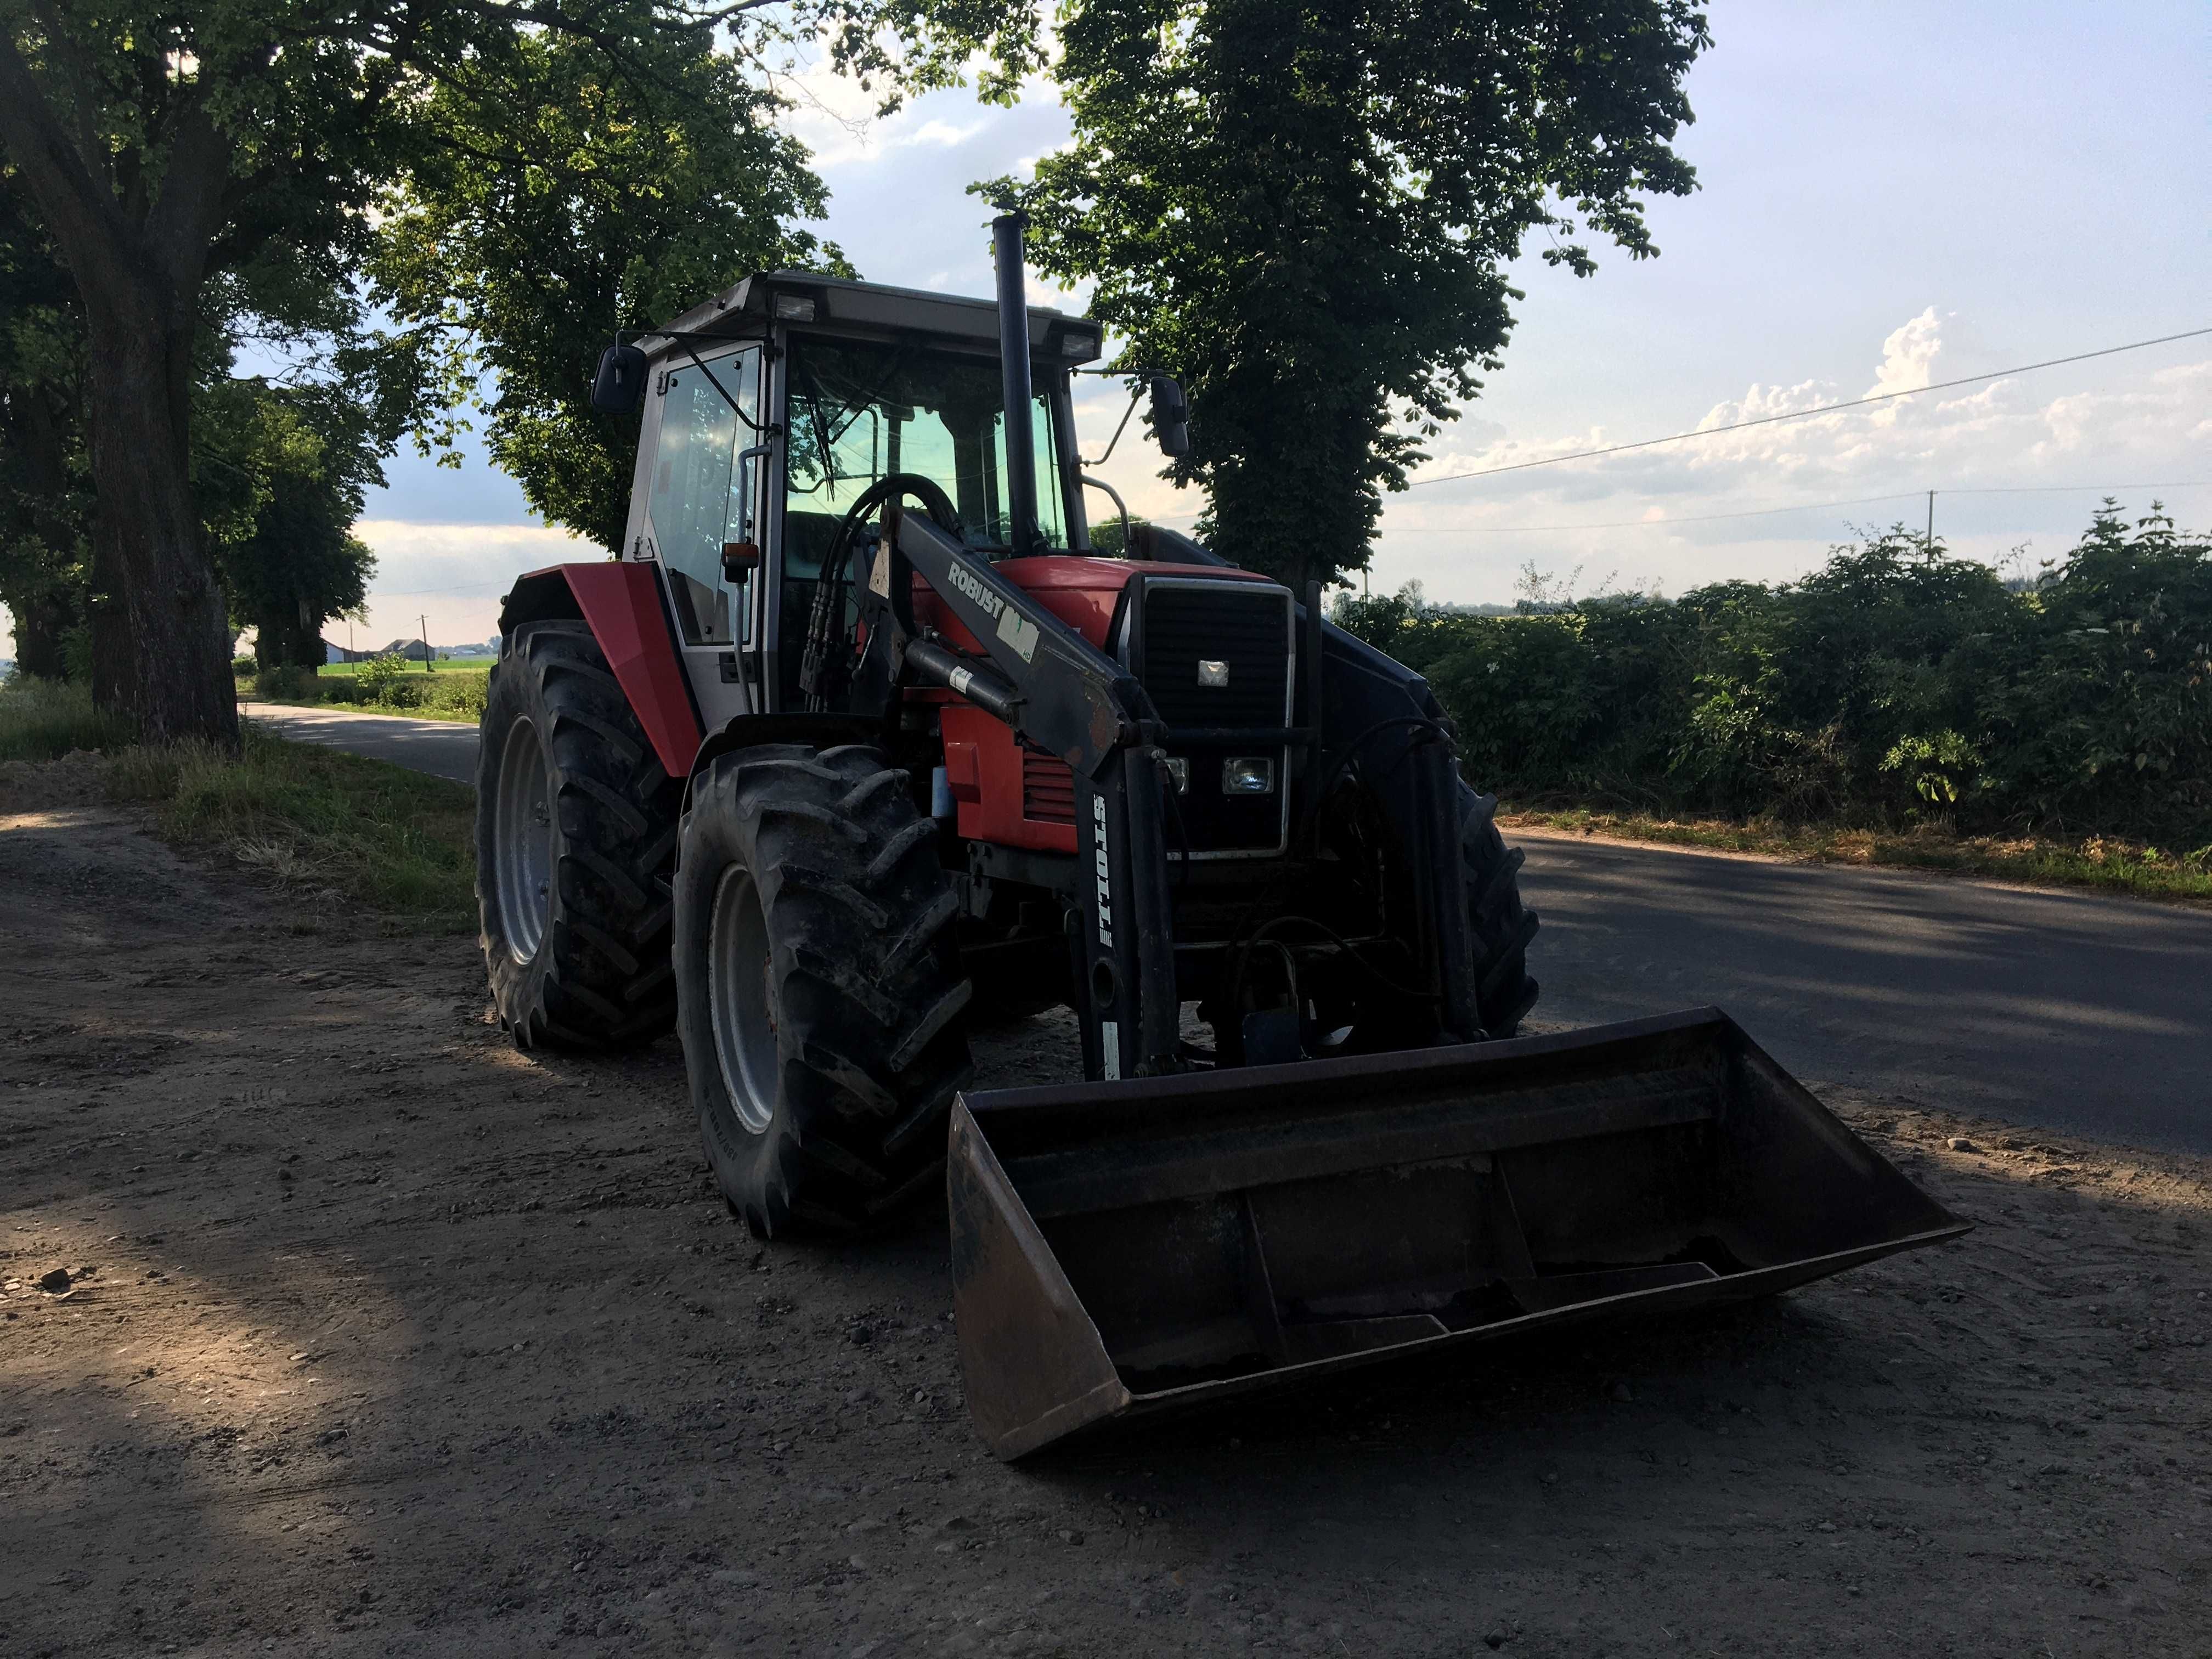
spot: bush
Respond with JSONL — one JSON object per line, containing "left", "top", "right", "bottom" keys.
{"left": 420, "top": 670, "right": 489, "bottom": 719}
{"left": 253, "top": 664, "right": 317, "bottom": 701}
{"left": 354, "top": 652, "right": 413, "bottom": 699}
{"left": 1335, "top": 505, "right": 2212, "bottom": 842}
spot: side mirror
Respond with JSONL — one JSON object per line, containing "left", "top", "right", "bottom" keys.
{"left": 720, "top": 541, "right": 760, "bottom": 583}
{"left": 1149, "top": 375, "right": 1190, "bottom": 458}
{"left": 591, "top": 343, "right": 648, "bottom": 415}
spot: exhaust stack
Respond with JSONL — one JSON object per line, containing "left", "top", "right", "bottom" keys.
{"left": 992, "top": 211, "right": 1041, "bottom": 557}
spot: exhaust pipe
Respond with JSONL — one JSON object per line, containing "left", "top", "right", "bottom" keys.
{"left": 992, "top": 211, "right": 1041, "bottom": 557}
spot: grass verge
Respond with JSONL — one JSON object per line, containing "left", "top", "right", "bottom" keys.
{"left": 239, "top": 684, "right": 485, "bottom": 724}
{"left": 3, "top": 677, "right": 477, "bottom": 931}
{"left": 1500, "top": 803, "right": 2212, "bottom": 904}
{"left": 0, "top": 674, "right": 137, "bottom": 759}
{"left": 236, "top": 664, "right": 490, "bottom": 723}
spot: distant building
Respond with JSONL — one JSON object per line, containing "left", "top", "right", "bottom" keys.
{"left": 379, "top": 638, "right": 435, "bottom": 663}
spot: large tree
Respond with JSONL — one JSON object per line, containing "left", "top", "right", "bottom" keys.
{"left": 995, "top": 0, "right": 1710, "bottom": 592}
{"left": 201, "top": 378, "right": 381, "bottom": 668}
{"left": 0, "top": 0, "right": 1043, "bottom": 741}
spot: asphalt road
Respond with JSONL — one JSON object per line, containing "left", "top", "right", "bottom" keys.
{"left": 241, "top": 701, "right": 2212, "bottom": 1153}
{"left": 1519, "top": 832, "right": 2212, "bottom": 1154}
{"left": 241, "top": 701, "right": 480, "bottom": 786}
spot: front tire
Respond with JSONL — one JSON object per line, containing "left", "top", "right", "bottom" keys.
{"left": 1460, "top": 785, "right": 1540, "bottom": 1036}
{"left": 675, "top": 743, "right": 972, "bottom": 1236}
{"left": 477, "top": 620, "right": 681, "bottom": 1049}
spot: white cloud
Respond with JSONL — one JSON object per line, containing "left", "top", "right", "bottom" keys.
{"left": 1374, "top": 311, "right": 2212, "bottom": 603}
{"left": 898, "top": 119, "right": 984, "bottom": 150}
{"left": 344, "top": 521, "right": 588, "bottom": 648}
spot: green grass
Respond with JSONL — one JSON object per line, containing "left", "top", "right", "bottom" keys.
{"left": 316, "top": 656, "right": 493, "bottom": 676}
{"left": 0, "top": 674, "right": 137, "bottom": 760}
{"left": 3, "top": 676, "right": 478, "bottom": 930}
{"left": 1501, "top": 803, "right": 2212, "bottom": 904}
{"left": 240, "top": 662, "right": 490, "bottom": 723}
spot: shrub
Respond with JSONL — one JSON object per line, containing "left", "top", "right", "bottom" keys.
{"left": 424, "top": 674, "right": 488, "bottom": 719}
{"left": 354, "top": 652, "right": 413, "bottom": 699}
{"left": 254, "top": 664, "right": 316, "bottom": 701}
{"left": 1335, "top": 505, "right": 2212, "bottom": 842}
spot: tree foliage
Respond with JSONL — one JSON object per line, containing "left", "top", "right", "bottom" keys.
{"left": 201, "top": 379, "right": 382, "bottom": 668}
{"left": 371, "top": 29, "right": 849, "bottom": 552}
{"left": 991, "top": 0, "right": 1710, "bottom": 593}
{"left": 1334, "top": 507, "right": 2212, "bottom": 844}
{"left": 0, "top": 0, "right": 1040, "bottom": 737}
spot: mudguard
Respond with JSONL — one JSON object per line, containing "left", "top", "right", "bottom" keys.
{"left": 500, "top": 564, "right": 702, "bottom": 779}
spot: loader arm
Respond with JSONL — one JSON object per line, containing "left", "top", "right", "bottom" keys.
{"left": 856, "top": 506, "right": 1191, "bottom": 1082}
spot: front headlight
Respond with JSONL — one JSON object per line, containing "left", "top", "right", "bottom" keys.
{"left": 1221, "top": 755, "right": 1276, "bottom": 796}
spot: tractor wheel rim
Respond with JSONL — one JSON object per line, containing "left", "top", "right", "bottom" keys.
{"left": 708, "top": 865, "right": 779, "bottom": 1135}
{"left": 494, "top": 714, "right": 554, "bottom": 963}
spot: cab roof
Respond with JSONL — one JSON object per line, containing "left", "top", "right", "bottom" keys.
{"left": 646, "top": 272, "right": 1103, "bottom": 366}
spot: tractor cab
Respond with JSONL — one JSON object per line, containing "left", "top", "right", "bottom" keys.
{"left": 614, "top": 273, "right": 1109, "bottom": 727}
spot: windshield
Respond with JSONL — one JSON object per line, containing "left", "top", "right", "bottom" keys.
{"left": 782, "top": 336, "right": 1067, "bottom": 579}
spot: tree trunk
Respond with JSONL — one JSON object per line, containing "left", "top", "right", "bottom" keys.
{"left": 253, "top": 599, "right": 327, "bottom": 671}
{"left": 81, "top": 291, "right": 239, "bottom": 747}
{"left": 0, "top": 52, "right": 240, "bottom": 748}
{"left": 0, "top": 582, "right": 76, "bottom": 679}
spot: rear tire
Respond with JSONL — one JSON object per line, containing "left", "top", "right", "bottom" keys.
{"left": 477, "top": 620, "right": 681, "bottom": 1049}
{"left": 675, "top": 743, "right": 972, "bottom": 1237}
{"left": 1460, "top": 785, "right": 1540, "bottom": 1037}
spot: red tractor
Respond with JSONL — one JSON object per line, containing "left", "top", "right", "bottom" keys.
{"left": 477, "top": 216, "right": 1962, "bottom": 1457}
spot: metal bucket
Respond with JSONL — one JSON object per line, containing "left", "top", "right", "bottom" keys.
{"left": 947, "top": 1008, "right": 1967, "bottom": 1459}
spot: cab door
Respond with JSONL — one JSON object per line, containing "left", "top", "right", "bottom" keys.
{"left": 636, "top": 344, "right": 767, "bottom": 727}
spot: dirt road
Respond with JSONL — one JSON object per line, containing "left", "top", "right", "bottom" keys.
{"left": 236, "top": 700, "right": 2212, "bottom": 1156}
{"left": 4, "top": 792, "right": 2210, "bottom": 1657}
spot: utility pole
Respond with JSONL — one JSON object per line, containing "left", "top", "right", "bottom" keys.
{"left": 421, "top": 612, "right": 432, "bottom": 672}
{"left": 1926, "top": 490, "right": 1936, "bottom": 555}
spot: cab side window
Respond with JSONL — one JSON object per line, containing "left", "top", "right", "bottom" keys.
{"left": 645, "top": 348, "right": 760, "bottom": 646}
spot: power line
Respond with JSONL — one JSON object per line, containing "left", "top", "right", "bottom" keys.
{"left": 1406, "top": 327, "right": 2212, "bottom": 488}
{"left": 1386, "top": 480, "right": 2212, "bottom": 536}
{"left": 1391, "top": 490, "right": 1921, "bottom": 535}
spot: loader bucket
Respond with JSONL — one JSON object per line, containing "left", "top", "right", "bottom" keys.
{"left": 948, "top": 1008, "right": 1967, "bottom": 1459}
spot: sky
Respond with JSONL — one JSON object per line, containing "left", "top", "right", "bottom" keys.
{"left": 10, "top": 2, "right": 2208, "bottom": 659}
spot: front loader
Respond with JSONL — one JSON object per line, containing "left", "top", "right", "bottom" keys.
{"left": 477, "top": 213, "right": 1965, "bottom": 1458}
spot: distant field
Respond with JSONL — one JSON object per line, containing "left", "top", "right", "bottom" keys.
{"left": 318, "top": 658, "right": 493, "bottom": 678}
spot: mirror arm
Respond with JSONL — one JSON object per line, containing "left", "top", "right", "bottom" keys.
{"left": 1081, "top": 383, "right": 1144, "bottom": 468}
{"left": 1081, "top": 474, "right": 1132, "bottom": 557}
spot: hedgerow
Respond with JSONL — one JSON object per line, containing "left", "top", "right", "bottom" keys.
{"left": 1336, "top": 505, "right": 2212, "bottom": 846}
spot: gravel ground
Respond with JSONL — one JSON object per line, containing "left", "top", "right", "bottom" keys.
{"left": 3, "top": 793, "right": 2209, "bottom": 1658}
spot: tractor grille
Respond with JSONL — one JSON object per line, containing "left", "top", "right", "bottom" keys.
{"left": 1022, "top": 743, "right": 1076, "bottom": 825}
{"left": 1138, "top": 582, "right": 1293, "bottom": 730}
{"left": 1134, "top": 578, "right": 1295, "bottom": 857}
